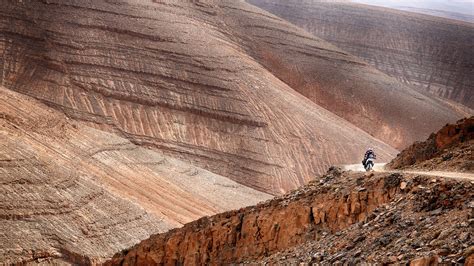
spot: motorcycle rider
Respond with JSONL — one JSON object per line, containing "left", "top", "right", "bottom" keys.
{"left": 362, "top": 148, "right": 376, "bottom": 168}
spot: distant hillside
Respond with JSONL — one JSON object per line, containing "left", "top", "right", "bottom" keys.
{"left": 249, "top": 0, "right": 474, "bottom": 109}
{"left": 395, "top": 7, "right": 474, "bottom": 23}
{"left": 351, "top": 0, "right": 474, "bottom": 23}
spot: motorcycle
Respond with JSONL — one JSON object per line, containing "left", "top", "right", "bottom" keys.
{"left": 364, "top": 157, "right": 375, "bottom": 171}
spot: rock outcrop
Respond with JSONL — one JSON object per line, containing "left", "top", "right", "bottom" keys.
{"left": 249, "top": 0, "right": 474, "bottom": 109}
{"left": 388, "top": 116, "right": 474, "bottom": 172}
{"left": 0, "top": 0, "right": 466, "bottom": 194}
{"left": 0, "top": 87, "right": 270, "bottom": 264}
{"left": 106, "top": 169, "right": 474, "bottom": 265}
{"left": 252, "top": 174, "right": 474, "bottom": 265}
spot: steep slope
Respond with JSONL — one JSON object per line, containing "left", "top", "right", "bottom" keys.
{"left": 388, "top": 116, "right": 474, "bottom": 172}
{"left": 207, "top": 1, "right": 468, "bottom": 149}
{"left": 0, "top": 0, "right": 405, "bottom": 194}
{"left": 106, "top": 169, "right": 474, "bottom": 265}
{"left": 0, "top": 87, "right": 270, "bottom": 264}
{"left": 249, "top": 0, "right": 474, "bottom": 108}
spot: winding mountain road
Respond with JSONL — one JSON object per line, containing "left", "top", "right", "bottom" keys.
{"left": 342, "top": 163, "right": 474, "bottom": 181}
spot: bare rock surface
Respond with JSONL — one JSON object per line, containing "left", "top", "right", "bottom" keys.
{"left": 0, "top": 0, "right": 405, "bottom": 194}
{"left": 248, "top": 173, "right": 474, "bottom": 265}
{"left": 106, "top": 169, "right": 474, "bottom": 265}
{"left": 0, "top": 87, "right": 270, "bottom": 264}
{"left": 388, "top": 116, "right": 474, "bottom": 172}
{"left": 249, "top": 0, "right": 474, "bottom": 109}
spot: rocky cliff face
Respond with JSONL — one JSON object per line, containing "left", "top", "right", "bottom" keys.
{"left": 388, "top": 116, "right": 474, "bottom": 171}
{"left": 248, "top": 173, "right": 474, "bottom": 265}
{"left": 106, "top": 169, "right": 474, "bottom": 265}
{"left": 249, "top": 0, "right": 474, "bottom": 109}
{"left": 0, "top": 87, "right": 270, "bottom": 264}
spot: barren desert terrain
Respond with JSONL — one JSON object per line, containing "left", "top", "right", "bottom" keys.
{"left": 0, "top": 0, "right": 472, "bottom": 264}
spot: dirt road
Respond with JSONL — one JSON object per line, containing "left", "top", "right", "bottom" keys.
{"left": 341, "top": 163, "right": 474, "bottom": 181}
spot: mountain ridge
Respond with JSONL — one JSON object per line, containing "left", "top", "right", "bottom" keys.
{"left": 0, "top": 0, "right": 408, "bottom": 194}
{"left": 249, "top": 0, "right": 474, "bottom": 109}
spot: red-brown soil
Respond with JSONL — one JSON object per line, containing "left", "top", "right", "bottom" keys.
{"left": 0, "top": 87, "right": 270, "bottom": 264}
{"left": 1, "top": 0, "right": 468, "bottom": 194}
{"left": 388, "top": 116, "right": 474, "bottom": 172}
{"left": 106, "top": 169, "right": 474, "bottom": 265}
{"left": 249, "top": 0, "right": 474, "bottom": 109}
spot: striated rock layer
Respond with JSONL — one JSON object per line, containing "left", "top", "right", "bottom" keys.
{"left": 106, "top": 170, "right": 474, "bottom": 265}
{"left": 0, "top": 87, "right": 270, "bottom": 264}
{"left": 0, "top": 0, "right": 410, "bottom": 194}
{"left": 0, "top": 0, "right": 468, "bottom": 193}
{"left": 249, "top": 0, "right": 474, "bottom": 109}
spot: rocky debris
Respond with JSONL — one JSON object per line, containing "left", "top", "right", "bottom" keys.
{"left": 105, "top": 168, "right": 473, "bottom": 265}
{"left": 0, "top": 87, "right": 270, "bottom": 264}
{"left": 248, "top": 175, "right": 473, "bottom": 265}
{"left": 249, "top": 0, "right": 474, "bottom": 109}
{"left": 318, "top": 166, "right": 343, "bottom": 184}
{"left": 384, "top": 173, "right": 402, "bottom": 188}
{"left": 388, "top": 117, "right": 474, "bottom": 172}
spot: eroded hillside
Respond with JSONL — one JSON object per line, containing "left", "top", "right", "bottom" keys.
{"left": 1, "top": 0, "right": 467, "bottom": 194}
{"left": 0, "top": 87, "right": 270, "bottom": 264}
{"left": 249, "top": 0, "right": 474, "bottom": 108}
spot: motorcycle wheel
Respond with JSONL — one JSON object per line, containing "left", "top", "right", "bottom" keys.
{"left": 365, "top": 163, "right": 373, "bottom": 171}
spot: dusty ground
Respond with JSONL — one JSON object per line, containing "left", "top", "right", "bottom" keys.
{"left": 343, "top": 163, "right": 474, "bottom": 181}
{"left": 406, "top": 140, "right": 474, "bottom": 173}
{"left": 0, "top": 0, "right": 471, "bottom": 264}
{"left": 103, "top": 118, "right": 473, "bottom": 265}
